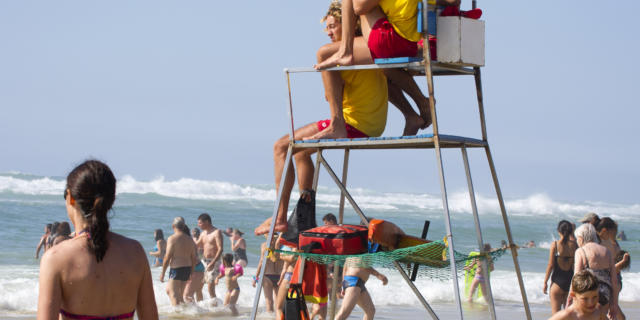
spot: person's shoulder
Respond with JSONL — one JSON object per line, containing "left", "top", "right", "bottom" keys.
{"left": 166, "top": 233, "right": 179, "bottom": 242}
{"left": 110, "top": 232, "right": 145, "bottom": 252}
{"left": 547, "top": 308, "right": 572, "bottom": 320}
{"left": 41, "top": 237, "right": 80, "bottom": 264}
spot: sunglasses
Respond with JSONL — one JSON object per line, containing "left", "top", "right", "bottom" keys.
{"left": 63, "top": 189, "right": 68, "bottom": 200}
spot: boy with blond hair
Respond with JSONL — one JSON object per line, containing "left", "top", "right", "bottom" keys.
{"left": 548, "top": 270, "right": 602, "bottom": 320}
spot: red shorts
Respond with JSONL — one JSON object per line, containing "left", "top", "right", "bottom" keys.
{"left": 316, "top": 120, "right": 368, "bottom": 139}
{"left": 368, "top": 18, "right": 418, "bottom": 59}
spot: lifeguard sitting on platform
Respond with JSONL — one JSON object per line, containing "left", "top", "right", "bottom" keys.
{"left": 254, "top": 4, "right": 388, "bottom": 236}
{"left": 312, "top": 0, "right": 461, "bottom": 138}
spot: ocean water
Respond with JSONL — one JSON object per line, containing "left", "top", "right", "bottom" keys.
{"left": 1, "top": 172, "right": 638, "bottom": 319}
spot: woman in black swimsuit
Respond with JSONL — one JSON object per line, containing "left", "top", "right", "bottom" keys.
{"left": 543, "top": 220, "right": 577, "bottom": 314}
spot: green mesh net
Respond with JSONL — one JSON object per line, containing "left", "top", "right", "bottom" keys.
{"left": 275, "top": 240, "right": 507, "bottom": 281}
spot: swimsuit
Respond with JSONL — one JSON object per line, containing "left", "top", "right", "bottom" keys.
{"left": 378, "top": 0, "right": 422, "bottom": 42}
{"left": 194, "top": 261, "right": 205, "bottom": 273}
{"left": 474, "top": 274, "right": 485, "bottom": 282}
{"left": 551, "top": 242, "right": 574, "bottom": 292}
{"left": 153, "top": 245, "right": 163, "bottom": 265}
{"left": 581, "top": 247, "right": 613, "bottom": 306}
{"left": 316, "top": 120, "right": 369, "bottom": 139}
{"left": 203, "top": 258, "right": 221, "bottom": 283}
{"left": 169, "top": 266, "right": 191, "bottom": 281}
{"left": 265, "top": 274, "right": 281, "bottom": 286}
{"left": 233, "top": 247, "right": 248, "bottom": 263}
{"left": 60, "top": 309, "right": 134, "bottom": 320}
{"left": 342, "top": 275, "right": 367, "bottom": 292}
{"left": 368, "top": 17, "right": 419, "bottom": 59}
{"left": 228, "top": 286, "right": 240, "bottom": 293}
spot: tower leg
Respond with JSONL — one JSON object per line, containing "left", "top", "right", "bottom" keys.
{"left": 329, "top": 149, "right": 349, "bottom": 320}
{"left": 250, "top": 145, "right": 293, "bottom": 320}
{"left": 422, "top": 4, "right": 463, "bottom": 316}
{"left": 434, "top": 142, "right": 464, "bottom": 319}
{"left": 461, "top": 147, "right": 497, "bottom": 320}
{"left": 319, "top": 152, "right": 439, "bottom": 319}
{"left": 484, "top": 145, "right": 533, "bottom": 320}
{"left": 393, "top": 261, "right": 440, "bottom": 320}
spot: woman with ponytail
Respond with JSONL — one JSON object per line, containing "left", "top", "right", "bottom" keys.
{"left": 37, "top": 160, "right": 158, "bottom": 320}
{"left": 543, "top": 220, "right": 578, "bottom": 314}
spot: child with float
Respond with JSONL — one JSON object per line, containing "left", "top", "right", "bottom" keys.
{"left": 214, "top": 253, "right": 244, "bottom": 316}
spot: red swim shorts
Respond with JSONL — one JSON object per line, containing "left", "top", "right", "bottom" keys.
{"left": 368, "top": 17, "right": 418, "bottom": 59}
{"left": 316, "top": 120, "right": 368, "bottom": 139}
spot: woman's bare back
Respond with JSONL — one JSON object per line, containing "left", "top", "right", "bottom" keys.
{"left": 52, "top": 232, "right": 148, "bottom": 317}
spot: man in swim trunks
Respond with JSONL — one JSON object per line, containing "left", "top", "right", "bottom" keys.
{"left": 160, "top": 217, "right": 197, "bottom": 306}
{"left": 197, "top": 213, "right": 224, "bottom": 304}
{"left": 254, "top": 2, "right": 389, "bottom": 236}
{"left": 335, "top": 257, "right": 388, "bottom": 320}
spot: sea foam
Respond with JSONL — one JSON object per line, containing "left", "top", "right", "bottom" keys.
{"left": 1, "top": 173, "right": 638, "bottom": 221}
{"left": 2, "top": 265, "right": 638, "bottom": 315}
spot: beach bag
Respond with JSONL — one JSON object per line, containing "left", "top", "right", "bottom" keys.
{"left": 281, "top": 190, "right": 317, "bottom": 248}
{"left": 298, "top": 224, "right": 368, "bottom": 255}
{"left": 284, "top": 283, "right": 310, "bottom": 320}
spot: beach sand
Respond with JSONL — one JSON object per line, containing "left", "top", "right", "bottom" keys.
{"left": 5, "top": 302, "right": 639, "bottom": 319}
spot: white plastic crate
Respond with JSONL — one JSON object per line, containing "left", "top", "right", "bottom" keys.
{"left": 436, "top": 16, "right": 485, "bottom": 66}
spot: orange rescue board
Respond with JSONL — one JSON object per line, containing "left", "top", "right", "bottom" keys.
{"left": 368, "top": 219, "right": 448, "bottom": 268}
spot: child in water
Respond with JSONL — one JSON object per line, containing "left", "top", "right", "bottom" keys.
{"left": 465, "top": 243, "right": 494, "bottom": 303}
{"left": 548, "top": 270, "right": 602, "bottom": 320}
{"left": 215, "top": 253, "right": 242, "bottom": 316}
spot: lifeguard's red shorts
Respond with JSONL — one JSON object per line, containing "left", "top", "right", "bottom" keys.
{"left": 368, "top": 18, "right": 418, "bottom": 59}
{"left": 316, "top": 120, "right": 368, "bottom": 139}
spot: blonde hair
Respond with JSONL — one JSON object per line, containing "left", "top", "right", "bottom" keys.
{"left": 320, "top": 1, "right": 362, "bottom": 36}
{"left": 572, "top": 269, "right": 599, "bottom": 294}
{"left": 321, "top": 1, "right": 342, "bottom": 23}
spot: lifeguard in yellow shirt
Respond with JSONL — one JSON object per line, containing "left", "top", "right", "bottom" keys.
{"left": 254, "top": 3, "right": 388, "bottom": 236}
{"left": 312, "top": 0, "right": 460, "bottom": 139}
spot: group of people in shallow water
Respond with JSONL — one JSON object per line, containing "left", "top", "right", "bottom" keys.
{"left": 32, "top": 1, "right": 633, "bottom": 319}
{"left": 35, "top": 221, "right": 72, "bottom": 258}
{"left": 34, "top": 158, "right": 389, "bottom": 320}
{"left": 148, "top": 216, "right": 248, "bottom": 315}
{"left": 34, "top": 160, "right": 253, "bottom": 319}
{"left": 252, "top": 213, "right": 389, "bottom": 320}
{"left": 544, "top": 213, "right": 631, "bottom": 320}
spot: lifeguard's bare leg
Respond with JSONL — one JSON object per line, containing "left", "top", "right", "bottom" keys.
{"left": 388, "top": 81, "right": 425, "bottom": 135}
{"left": 255, "top": 123, "right": 321, "bottom": 235}
{"left": 385, "top": 68, "right": 432, "bottom": 128}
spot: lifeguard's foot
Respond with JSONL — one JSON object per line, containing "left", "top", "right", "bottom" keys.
{"left": 254, "top": 217, "right": 288, "bottom": 236}
{"left": 306, "top": 124, "right": 348, "bottom": 140}
{"left": 403, "top": 115, "right": 426, "bottom": 136}
{"left": 417, "top": 96, "right": 434, "bottom": 129}
{"left": 315, "top": 51, "right": 354, "bottom": 70}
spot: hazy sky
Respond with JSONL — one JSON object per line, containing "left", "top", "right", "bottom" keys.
{"left": 1, "top": 1, "right": 639, "bottom": 204}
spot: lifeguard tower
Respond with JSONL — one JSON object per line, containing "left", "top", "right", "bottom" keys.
{"left": 251, "top": 1, "right": 532, "bottom": 319}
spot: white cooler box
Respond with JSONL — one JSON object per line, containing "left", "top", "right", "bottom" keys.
{"left": 436, "top": 16, "right": 485, "bottom": 67}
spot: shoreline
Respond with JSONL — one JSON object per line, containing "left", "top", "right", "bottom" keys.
{"left": 4, "top": 302, "right": 640, "bottom": 319}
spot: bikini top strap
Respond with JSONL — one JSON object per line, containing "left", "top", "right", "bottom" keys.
{"left": 580, "top": 247, "right": 590, "bottom": 269}
{"left": 555, "top": 241, "right": 559, "bottom": 257}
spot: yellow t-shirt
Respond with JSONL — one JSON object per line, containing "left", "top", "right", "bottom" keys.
{"left": 379, "top": 0, "right": 422, "bottom": 42}
{"left": 341, "top": 69, "right": 388, "bottom": 137}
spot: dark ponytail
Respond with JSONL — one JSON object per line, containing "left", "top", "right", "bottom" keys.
{"left": 557, "top": 220, "right": 573, "bottom": 245}
{"left": 66, "top": 160, "right": 116, "bottom": 262}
